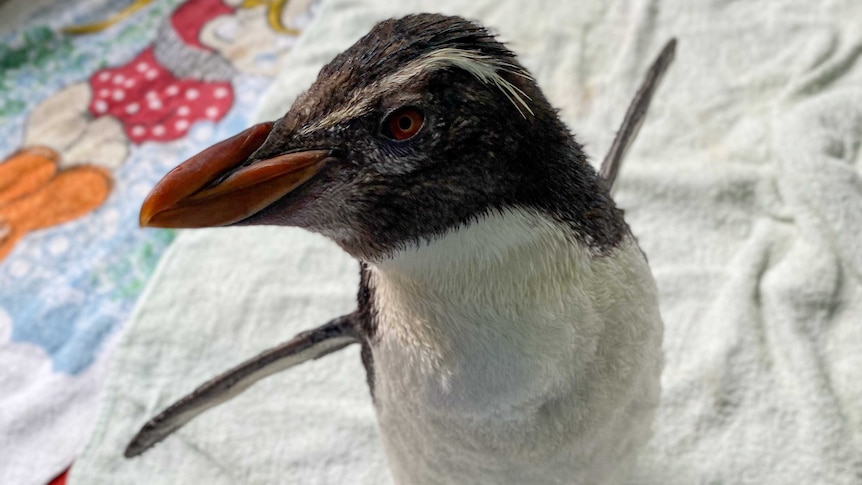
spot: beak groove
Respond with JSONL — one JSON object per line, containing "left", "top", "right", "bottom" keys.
{"left": 140, "top": 122, "right": 330, "bottom": 228}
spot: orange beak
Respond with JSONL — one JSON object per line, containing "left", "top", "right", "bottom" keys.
{"left": 140, "top": 122, "right": 330, "bottom": 228}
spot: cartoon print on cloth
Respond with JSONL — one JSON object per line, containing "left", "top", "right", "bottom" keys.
{"left": 0, "top": 3, "right": 317, "bottom": 484}
{"left": 0, "top": 0, "right": 306, "bottom": 262}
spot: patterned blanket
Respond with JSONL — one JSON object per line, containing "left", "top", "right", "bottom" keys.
{"left": 0, "top": 1, "right": 316, "bottom": 484}
{"left": 69, "top": 1, "right": 862, "bottom": 484}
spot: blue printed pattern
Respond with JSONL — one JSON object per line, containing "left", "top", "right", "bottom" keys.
{"left": 0, "top": 0, "right": 306, "bottom": 374}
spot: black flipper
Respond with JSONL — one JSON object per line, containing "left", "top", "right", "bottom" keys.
{"left": 125, "top": 313, "right": 359, "bottom": 458}
{"left": 601, "top": 38, "right": 676, "bottom": 191}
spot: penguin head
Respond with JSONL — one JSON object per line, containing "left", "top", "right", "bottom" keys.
{"left": 141, "top": 14, "right": 622, "bottom": 260}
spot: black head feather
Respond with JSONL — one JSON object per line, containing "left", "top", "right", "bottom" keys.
{"left": 239, "top": 14, "right": 626, "bottom": 260}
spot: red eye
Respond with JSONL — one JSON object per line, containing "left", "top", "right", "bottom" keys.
{"left": 383, "top": 107, "right": 424, "bottom": 141}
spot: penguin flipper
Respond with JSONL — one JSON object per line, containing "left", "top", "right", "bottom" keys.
{"left": 600, "top": 38, "right": 676, "bottom": 191}
{"left": 125, "top": 313, "right": 359, "bottom": 458}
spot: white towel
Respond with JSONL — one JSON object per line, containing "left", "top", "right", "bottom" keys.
{"left": 70, "top": 0, "right": 862, "bottom": 483}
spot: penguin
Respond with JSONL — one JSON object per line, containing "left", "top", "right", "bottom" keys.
{"left": 126, "top": 14, "right": 675, "bottom": 485}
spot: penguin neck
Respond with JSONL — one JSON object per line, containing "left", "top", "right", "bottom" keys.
{"left": 371, "top": 207, "right": 592, "bottom": 291}
{"left": 366, "top": 207, "right": 606, "bottom": 412}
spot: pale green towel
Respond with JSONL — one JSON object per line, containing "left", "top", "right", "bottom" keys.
{"left": 71, "top": 0, "right": 862, "bottom": 483}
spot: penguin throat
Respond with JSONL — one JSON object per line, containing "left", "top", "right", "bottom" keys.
{"left": 376, "top": 208, "right": 583, "bottom": 275}
{"left": 366, "top": 208, "right": 602, "bottom": 408}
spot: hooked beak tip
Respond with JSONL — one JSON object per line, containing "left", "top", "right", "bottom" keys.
{"left": 138, "top": 203, "right": 160, "bottom": 228}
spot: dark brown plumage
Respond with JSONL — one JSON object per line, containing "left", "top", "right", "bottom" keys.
{"left": 238, "top": 14, "right": 626, "bottom": 260}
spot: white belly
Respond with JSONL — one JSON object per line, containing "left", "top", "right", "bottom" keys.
{"left": 367, "top": 209, "right": 663, "bottom": 485}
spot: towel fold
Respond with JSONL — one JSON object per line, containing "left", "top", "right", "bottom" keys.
{"left": 71, "top": 0, "right": 862, "bottom": 483}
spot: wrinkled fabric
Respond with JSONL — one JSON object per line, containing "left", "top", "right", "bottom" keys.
{"left": 72, "top": 0, "right": 862, "bottom": 483}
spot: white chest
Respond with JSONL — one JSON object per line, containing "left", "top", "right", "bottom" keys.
{"left": 367, "top": 209, "right": 663, "bottom": 485}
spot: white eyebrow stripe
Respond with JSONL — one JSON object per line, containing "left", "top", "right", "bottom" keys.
{"left": 397, "top": 48, "right": 534, "bottom": 117}
{"left": 300, "top": 86, "right": 377, "bottom": 135}
{"left": 300, "top": 47, "right": 534, "bottom": 134}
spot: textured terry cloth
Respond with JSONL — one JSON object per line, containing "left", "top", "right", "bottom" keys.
{"left": 71, "top": 0, "right": 862, "bottom": 484}
{"left": 0, "top": 1, "right": 317, "bottom": 484}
